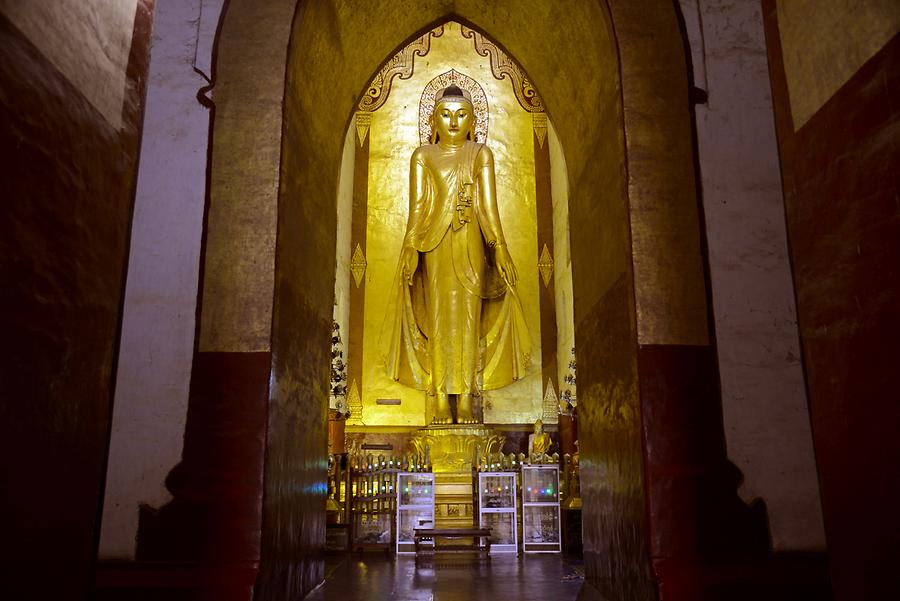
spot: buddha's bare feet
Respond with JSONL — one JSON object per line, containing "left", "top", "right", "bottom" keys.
{"left": 456, "top": 393, "right": 478, "bottom": 424}
{"left": 433, "top": 393, "right": 452, "bottom": 424}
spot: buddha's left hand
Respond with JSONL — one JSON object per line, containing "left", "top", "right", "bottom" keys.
{"left": 496, "top": 245, "right": 518, "bottom": 287}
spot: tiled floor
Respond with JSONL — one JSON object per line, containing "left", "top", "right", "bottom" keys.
{"left": 304, "top": 553, "right": 590, "bottom": 601}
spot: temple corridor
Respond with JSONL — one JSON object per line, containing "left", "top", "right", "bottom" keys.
{"left": 2, "top": 1, "right": 898, "bottom": 601}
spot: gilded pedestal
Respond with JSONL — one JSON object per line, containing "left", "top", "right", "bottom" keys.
{"left": 409, "top": 424, "right": 505, "bottom": 472}
{"left": 409, "top": 424, "right": 505, "bottom": 527}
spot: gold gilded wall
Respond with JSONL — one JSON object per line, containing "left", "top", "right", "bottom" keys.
{"left": 199, "top": 0, "right": 296, "bottom": 352}
{"left": 359, "top": 22, "right": 542, "bottom": 426}
{"left": 607, "top": 0, "right": 710, "bottom": 347}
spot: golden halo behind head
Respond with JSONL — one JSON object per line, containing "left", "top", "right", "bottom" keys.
{"left": 419, "top": 69, "right": 489, "bottom": 145}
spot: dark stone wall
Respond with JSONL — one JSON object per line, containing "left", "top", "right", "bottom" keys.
{"left": 0, "top": 4, "right": 152, "bottom": 600}
{"left": 253, "top": 6, "right": 335, "bottom": 599}
{"left": 565, "top": 5, "right": 654, "bottom": 592}
{"left": 762, "top": 7, "right": 900, "bottom": 601}
{"left": 576, "top": 274, "right": 655, "bottom": 600}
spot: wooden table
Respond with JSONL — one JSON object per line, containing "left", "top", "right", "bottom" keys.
{"left": 413, "top": 527, "right": 492, "bottom": 563}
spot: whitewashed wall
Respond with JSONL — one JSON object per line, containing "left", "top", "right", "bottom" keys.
{"left": 679, "top": 0, "right": 825, "bottom": 551}
{"left": 99, "top": 0, "right": 225, "bottom": 559}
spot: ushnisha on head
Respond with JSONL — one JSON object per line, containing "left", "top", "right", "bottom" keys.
{"left": 435, "top": 84, "right": 473, "bottom": 108}
{"left": 431, "top": 84, "right": 475, "bottom": 145}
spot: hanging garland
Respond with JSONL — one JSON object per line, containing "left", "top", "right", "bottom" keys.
{"left": 330, "top": 321, "right": 350, "bottom": 419}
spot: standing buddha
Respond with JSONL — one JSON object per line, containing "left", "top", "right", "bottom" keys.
{"left": 382, "top": 84, "right": 531, "bottom": 424}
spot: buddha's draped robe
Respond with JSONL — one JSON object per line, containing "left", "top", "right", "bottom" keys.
{"left": 383, "top": 140, "right": 531, "bottom": 395}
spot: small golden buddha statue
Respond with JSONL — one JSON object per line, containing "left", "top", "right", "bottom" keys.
{"left": 528, "top": 418, "right": 552, "bottom": 462}
{"left": 383, "top": 84, "right": 531, "bottom": 425}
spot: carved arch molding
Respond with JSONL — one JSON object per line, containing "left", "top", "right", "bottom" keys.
{"left": 355, "top": 22, "right": 547, "bottom": 147}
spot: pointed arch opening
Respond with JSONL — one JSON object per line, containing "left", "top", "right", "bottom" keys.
{"left": 193, "top": 2, "right": 737, "bottom": 600}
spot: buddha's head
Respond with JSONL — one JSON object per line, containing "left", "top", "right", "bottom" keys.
{"left": 431, "top": 84, "right": 474, "bottom": 145}
{"left": 534, "top": 418, "right": 544, "bottom": 434}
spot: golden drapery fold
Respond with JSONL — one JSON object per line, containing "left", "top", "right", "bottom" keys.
{"left": 381, "top": 257, "right": 532, "bottom": 393}
{"left": 381, "top": 140, "right": 531, "bottom": 395}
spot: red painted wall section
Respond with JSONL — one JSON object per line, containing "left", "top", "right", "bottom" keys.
{"left": 0, "top": 4, "right": 152, "bottom": 600}
{"left": 640, "top": 345, "right": 770, "bottom": 600}
{"left": 132, "top": 351, "right": 269, "bottom": 599}
{"left": 762, "top": 5, "right": 900, "bottom": 600}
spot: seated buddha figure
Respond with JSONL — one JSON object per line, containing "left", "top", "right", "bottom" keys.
{"left": 528, "top": 418, "right": 552, "bottom": 462}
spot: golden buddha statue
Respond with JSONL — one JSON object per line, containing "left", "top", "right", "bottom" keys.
{"left": 383, "top": 84, "right": 531, "bottom": 425}
{"left": 528, "top": 418, "right": 552, "bottom": 462}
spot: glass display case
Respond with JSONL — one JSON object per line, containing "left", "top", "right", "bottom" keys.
{"left": 350, "top": 462, "right": 398, "bottom": 550}
{"left": 477, "top": 471, "right": 518, "bottom": 553}
{"left": 396, "top": 472, "right": 435, "bottom": 554}
{"left": 521, "top": 464, "right": 561, "bottom": 553}
{"left": 326, "top": 453, "right": 352, "bottom": 551}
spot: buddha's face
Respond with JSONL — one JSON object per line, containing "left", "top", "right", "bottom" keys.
{"left": 432, "top": 98, "right": 473, "bottom": 144}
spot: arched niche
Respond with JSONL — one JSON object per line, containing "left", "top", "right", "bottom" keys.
{"left": 332, "top": 22, "right": 568, "bottom": 429}
{"left": 202, "top": 2, "right": 719, "bottom": 600}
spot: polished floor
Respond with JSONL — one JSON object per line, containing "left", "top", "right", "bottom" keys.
{"left": 305, "top": 553, "right": 591, "bottom": 601}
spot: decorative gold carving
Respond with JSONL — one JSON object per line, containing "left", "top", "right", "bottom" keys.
{"left": 532, "top": 112, "right": 548, "bottom": 147}
{"left": 418, "top": 69, "right": 489, "bottom": 145}
{"left": 460, "top": 25, "right": 544, "bottom": 113}
{"left": 350, "top": 243, "right": 367, "bottom": 288}
{"left": 542, "top": 379, "right": 559, "bottom": 424}
{"left": 358, "top": 25, "right": 444, "bottom": 113}
{"left": 409, "top": 424, "right": 506, "bottom": 472}
{"left": 346, "top": 380, "right": 363, "bottom": 425}
{"left": 538, "top": 243, "right": 554, "bottom": 287}
{"left": 355, "top": 111, "right": 371, "bottom": 146}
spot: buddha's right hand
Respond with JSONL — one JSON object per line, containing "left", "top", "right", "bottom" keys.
{"left": 495, "top": 244, "right": 518, "bottom": 287}
{"left": 401, "top": 248, "right": 418, "bottom": 285}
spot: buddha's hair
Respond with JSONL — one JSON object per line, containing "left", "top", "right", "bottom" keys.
{"left": 435, "top": 84, "right": 473, "bottom": 106}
